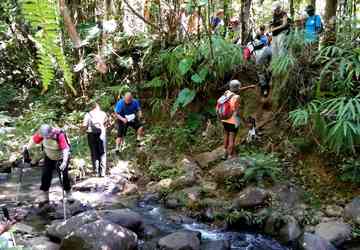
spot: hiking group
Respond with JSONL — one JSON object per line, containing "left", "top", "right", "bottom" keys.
{"left": 8, "top": 0, "right": 323, "bottom": 217}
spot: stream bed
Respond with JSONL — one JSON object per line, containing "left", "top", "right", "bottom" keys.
{"left": 0, "top": 166, "right": 290, "bottom": 250}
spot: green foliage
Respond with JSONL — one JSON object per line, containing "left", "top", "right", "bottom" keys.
{"left": 290, "top": 96, "right": 360, "bottom": 154}
{"left": 21, "top": 0, "right": 75, "bottom": 94}
{"left": 171, "top": 88, "right": 196, "bottom": 117}
{"left": 225, "top": 209, "right": 268, "bottom": 226}
{"left": 242, "top": 153, "right": 281, "bottom": 185}
{"left": 271, "top": 54, "right": 296, "bottom": 77}
{"left": 339, "top": 158, "right": 360, "bottom": 184}
{"left": 0, "top": 84, "right": 17, "bottom": 110}
{"left": 148, "top": 161, "right": 184, "bottom": 181}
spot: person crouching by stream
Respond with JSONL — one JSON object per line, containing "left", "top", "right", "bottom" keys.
{"left": 114, "top": 92, "right": 145, "bottom": 151}
{"left": 23, "top": 124, "right": 72, "bottom": 205}
{"left": 82, "top": 102, "right": 108, "bottom": 177}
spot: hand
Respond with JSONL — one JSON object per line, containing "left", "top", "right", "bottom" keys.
{"left": 0, "top": 220, "right": 16, "bottom": 235}
{"left": 122, "top": 118, "right": 128, "bottom": 124}
{"left": 59, "top": 162, "right": 67, "bottom": 171}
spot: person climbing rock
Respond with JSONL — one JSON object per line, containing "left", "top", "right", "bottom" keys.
{"left": 304, "top": 5, "right": 323, "bottom": 44}
{"left": 23, "top": 124, "right": 72, "bottom": 204}
{"left": 270, "top": 2, "right": 290, "bottom": 58}
{"left": 218, "top": 80, "right": 252, "bottom": 159}
{"left": 82, "top": 102, "right": 108, "bottom": 177}
{"left": 114, "top": 92, "right": 145, "bottom": 151}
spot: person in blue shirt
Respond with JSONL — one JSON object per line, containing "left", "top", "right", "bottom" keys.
{"left": 304, "top": 5, "right": 323, "bottom": 43}
{"left": 114, "top": 92, "right": 144, "bottom": 150}
{"left": 259, "top": 25, "right": 269, "bottom": 46}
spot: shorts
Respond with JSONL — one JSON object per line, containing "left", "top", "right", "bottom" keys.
{"left": 223, "top": 122, "right": 239, "bottom": 133}
{"left": 117, "top": 119, "right": 143, "bottom": 138}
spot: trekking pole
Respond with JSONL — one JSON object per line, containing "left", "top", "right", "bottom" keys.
{"left": 15, "top": 149, "right": 30, "bottom": 204}
{"left": 56, "top": 163, "right": 67, "bottom": 222}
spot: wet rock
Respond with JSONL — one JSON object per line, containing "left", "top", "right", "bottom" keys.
{"left": 315, "top": 221, "right": 351, "bottom": 246}
{"left": 165, "top": 198, "right": 182, "bottom": 209}
{"left": 181, "top": 186, "right": 202, "bottom": 202}
{"left": 147, "top": 178, "right": 173, "bottom": 193}
{"left": 345, "top": 197, "right": 360, "bottom": 224}
{"left": 141, "top": 224, "right": 161, "bottom": 240}
{"left": 278, "top": 216, "right": 302, "bottom": 244}
{"left": 20, "top": 236, "right": 60, "bottom": 250}
{"left": 122, "top": 183, "right": 138, "bottom": 196}
{"left": 200, "top": 181, "right": 217, "bottom": 193}
{"left": 168, "top": 214, "right": 194, "bottom": 224}
{"left": 211, "top": 157, "right": 254, "bottom": 184}
{"left": 171, "top": 158, "right": 201, "bottom": 189}
{"left": 47, "top": 210, "right": 99, "bottom": 240}
{"left": 298, "top": 233, "right": 336, "bottom": 250}
{"left": 325, "top": 205, "right": 344, "bottom": 217}
{"left": 200, "top": 240, "right": 230, "bottom": 250}
{"left": 194, "top": 147, "right": 225, "bottom": 168}
{"left": 157, "top": 231, "right": 201, "bottom": 250}
{"left": 72, "top": 177, "right": 124, "bottom": 193}
{"left": 54, "top": 200, "right": 89, "bottom": 219}
{"left": 100, "top": 209, "right": 144, "bottom": 234}
{"left": 232, "top": 187, "right": 269, "bottom": 209}
{"left": 60, "top": 219, "right": 137, "bottom": 250}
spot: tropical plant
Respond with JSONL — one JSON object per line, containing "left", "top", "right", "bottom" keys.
{"left": 21, "top": 0, "right": 75, "bottom": 94}
{"left": 339, "top": 158, "right": 360, "bottom": 184}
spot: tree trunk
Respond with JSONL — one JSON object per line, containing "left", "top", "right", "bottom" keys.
{"left": 240, "top": 0, "right": 252, "bottom": 44}
{"left": 290, "top": 0, "right": 294, "bottom": 19}
{"left": 311, "top": 0, "right": 316, "bottom": 9}
{"left": 323, "top": 0, "right": 338, "bottom": 45}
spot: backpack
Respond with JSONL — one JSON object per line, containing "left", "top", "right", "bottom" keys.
{"left": 315, "top": 15, "right": 324, "bottom": 33}
{"left": 56, "top": 130, "right": 71, "bottom": 149}
{"left": 88, "top": 113, "right": 102, "bottom": 134}
{"left": 216, "top": 93, "right": 234, "bottom": 120}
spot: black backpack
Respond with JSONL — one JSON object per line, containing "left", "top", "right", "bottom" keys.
{"left": 88, "top": 113, "right": 102, "bottom": 134}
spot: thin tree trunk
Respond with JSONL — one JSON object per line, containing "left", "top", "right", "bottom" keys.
{"left": 290, "top": 0, "right": 295, "bottom": 19}
{"left": 323, "top": 0, "right": 338, "bottom": 45}
{"left": 240, "top": 0, "right": 252, "bottom": 45}
{"left": 59, "top": 0, "right": 82, "bottom": 48}
{"left": 311, "top": 0, "right": 316, "bottom": 9}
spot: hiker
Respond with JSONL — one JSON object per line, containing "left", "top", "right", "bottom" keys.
{"left": 82, "top": 102, "right": 108, "bottom": 177}
{"left": 0, "top": 220, "right": 15, "bottom": 235}
{"left": 23, "top": 124, "right": 72, "bottom": 204}
{"left": 217, "top": 80, "right": 255, "bottom": 159}
{"left": 270, "top": 2, "right": 290, "bottom": 58}
{"left": 179, "top": 6, "right": 188, "bottom": 39}
{"left": 251, "top": 37, "right": 272, "bottom": 97}
{"left": 187, "top": 11, "right": 203, "bottom": 34}
{"left": 259, "top": 25, "right": 269, "bottom": 45}
{"left": 304, "top": 5, "right": 323, "bottom": 43}
{"left": 211, "top": 9, "right": 225, "bottom": 33}
{"left": 114, "top": 92, "right": 144, "bottom": 150}
{"left": 228, "top": 17, "right": 241, "bottom": 43}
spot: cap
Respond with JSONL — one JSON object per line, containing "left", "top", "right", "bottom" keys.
{"left": 272, "top": 2, "right": 282, "bottom": 11}
{"left": 229, "top": 80, "right": 242, "bottom": 92}
{"left": 39, "top": 124, "right": 52, "bottom": 137}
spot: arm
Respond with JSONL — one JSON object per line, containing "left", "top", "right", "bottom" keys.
{"left": 271, "top": 15, "right": 288, "bottom": 32}
{"left": 239, "top": 85, "right": 256, "bottom": 91}
{"left": 114, "top": 101, "right": 128, "bottom": 123}
{"left": 115, "top": 112, "right": 127, "bottom": 123}
{"left": 0, "top": 220, "right": 16, "bottom": 235}
{"left": 81, "top": 113, "right": 89, "bottom": 132}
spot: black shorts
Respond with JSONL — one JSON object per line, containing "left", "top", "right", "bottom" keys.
{"left": 117, "top": 119, "right": 143, "bottom": 138}
{"left": 223, "top": 122, "right": 239, "bottom": 133}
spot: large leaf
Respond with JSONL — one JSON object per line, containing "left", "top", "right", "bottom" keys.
{"left": 179, "top": 58, "right": 193, "bottom": 75}
{"left": 171, "top": 88, "right": 196, "bottom": 117}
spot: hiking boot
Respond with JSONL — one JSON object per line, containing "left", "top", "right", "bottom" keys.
{"left": 36, "top": 191, "right": 49, "bottom": 205}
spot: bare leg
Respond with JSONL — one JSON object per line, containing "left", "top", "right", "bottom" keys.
{"left": 223, "top": 130, "right": 229, "bottom": 158}
{"left": 228, "top": 132, "right": 236, "bottom": 158}
{"left": 137, "top": 126, "right": 145, "bottom": 141}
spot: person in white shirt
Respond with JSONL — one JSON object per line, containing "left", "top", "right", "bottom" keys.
{"left": 82, "top": 102, "right": 108, "bottom": 177}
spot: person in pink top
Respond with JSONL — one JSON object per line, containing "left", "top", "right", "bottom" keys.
{"left": 23, "top": 124, "right": 72, "bottom": 204}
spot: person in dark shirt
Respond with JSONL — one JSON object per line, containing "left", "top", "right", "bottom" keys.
{"left": 114, "top": 92, "right": 144, "bottom": 150}
{"left": 270, "top": 2, "right": 289, "bottom": 58}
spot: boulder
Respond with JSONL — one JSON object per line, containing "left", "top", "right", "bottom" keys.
{"left": 211, "top": 157, "right": 254, "bottom": 184}
{"left": 200, "top": 240, "right": 230, "bottom": 250}
{"left": 345, "top": 197, "right": 360, "bottom": 224}
{"left": 21, "top": 236, "right": 60, "bottom": 250}
{"left": 54, "top": 200, "right": 89, "bottom": 219}
{"left": 100, "top": 209, "right": 144, "bottom": 234}
{"left": 72, "top": 177, "right": 125, "bottom": 193}
{"left": 172, "top": 158, "right": 201, "bottom": 189}
{"left": 270, "top": 183, "right": 305, "bottom": 210}
{"left": 315, "top": 221, "right": 351, "bottom": 246}
{"left": 141, "top": 224, "right": 161, "bottom": 240}
{"left": 47, "top": 210, "right": 99, "bottom": 240}
{"left": 147, "top": 178, "right": 173, "bottom": 193}
{"left": 232, "top": 187, "right": 269, "bottom": 209}
{"left": 298, "top": 233, "right": 336, "bottom": 250}
{"left": 181, "top": 186, "right": 202, "bottom": 202}
{"left": 194, "top": 147, "right": 225, "bottom": 168}
{"left": 157, "top": 231, "right": 201, "bottom": 250}
{"left": 278, "top": 216, "right": 302, "bottom": 244}
{"left": 325, "top": 205, "right": 344, "bottom": 217}
{"left": 122, "top": 183, "right": 138, "bottom": 195}
{"left": 60, "top": 219, "right": 137, "bottom": 250}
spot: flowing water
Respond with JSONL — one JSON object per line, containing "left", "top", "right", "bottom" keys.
{"left": 0, "top": 167, "right": 289, "bottom": 250}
